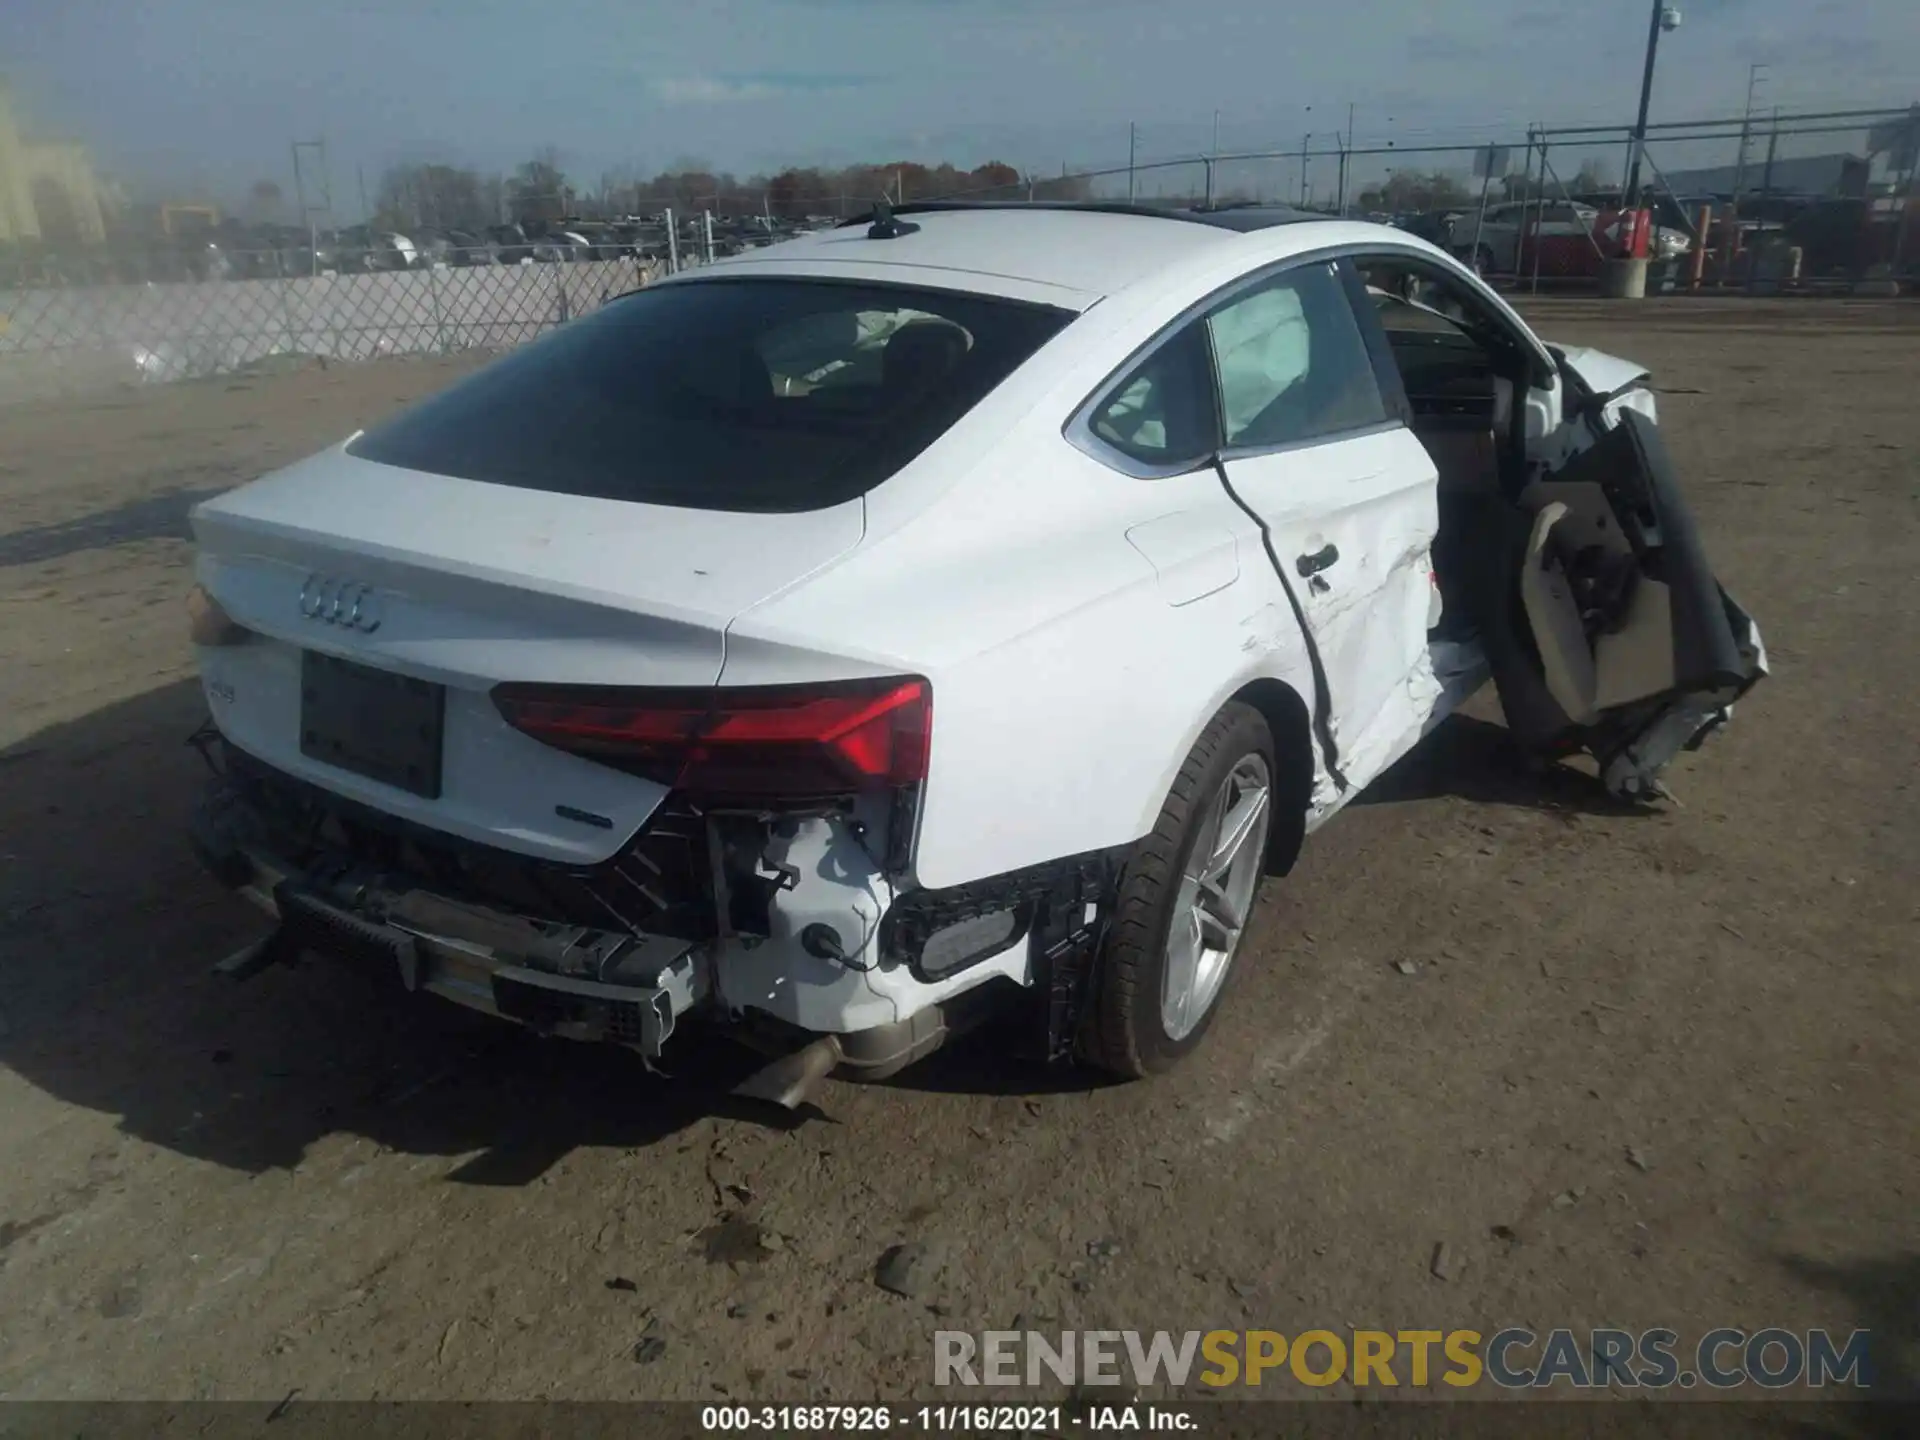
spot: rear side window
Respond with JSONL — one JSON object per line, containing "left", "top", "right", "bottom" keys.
{"left": 348, "top": 279, "right": 1072, "bottom": 512}
{"left": 1086, "top": 325, "right": 1219, "bottom": 467}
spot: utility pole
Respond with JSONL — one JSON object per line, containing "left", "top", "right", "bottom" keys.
{"left": 1624, "top": 0, "right": 1679, "bottom": 207}
{"left": 1207, "top": 110, "right": 1220, "bottom": 208}
{"left": 1744, "top": 106, "right": 1782, "bottom": 294}
{"left": 1342, "top": 102, "right": 1355, "bottom": 216}
{"left": 290, "top": 138, "right": 331, "bottom": 274}
{"left": 1894, "top": 123, "right": 1918, "bottom": 272}
{"left": 1731, "top": 62, "right": 1767, "bottom": 220}
{"left": 1531, "top": 131, "right": 1550, "bottom": 294}
{"left": 1759, "top": 105, "right": 1780, "bottom": 201}
{"left": 1300, "top": 132, "right": 1311, "bottom": 207}
{"left": 1127, "top": 122, "right": 1137, "bottom": 203}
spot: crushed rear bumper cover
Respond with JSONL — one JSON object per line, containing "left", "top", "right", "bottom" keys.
{"left": 191, "top": 787, "right": 707, "bottom": 1056}
{"left": 186, "top": 742, "right": 1113, "bottom": 1075}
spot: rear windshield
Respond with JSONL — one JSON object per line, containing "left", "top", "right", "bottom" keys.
{"left": 347, "top": 277, "right": 1073, "bottom": 512}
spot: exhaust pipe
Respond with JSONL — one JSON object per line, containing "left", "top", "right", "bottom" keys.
{"left": 213, "top": 929, "right": 290, "bottom": 982}
{"left": 733, "top": 1034, "right": 844, "bottom": 1110}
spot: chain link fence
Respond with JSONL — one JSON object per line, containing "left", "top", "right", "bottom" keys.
{"left": 4, "top": 105, "right": 1913, "bottom": 405}
{"left": 0, "top": 248, "right": 681, "bottom": 405}
{"left": 0, "top": 229, "right": 758, "bottom": 405}
{"left": 922, "top": 107, "right": 1918, "bottom": 293}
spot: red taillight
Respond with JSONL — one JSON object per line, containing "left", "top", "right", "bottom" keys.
{"left": 492, "top": 677, "right": 932, "bottom": 799}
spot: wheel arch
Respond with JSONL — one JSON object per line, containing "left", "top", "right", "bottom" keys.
{"left": 1227, "top": 676, "right": 1315, "bottom": 876}
{"left": 1129, "top": 671, "right": 1317, "bottom": 882}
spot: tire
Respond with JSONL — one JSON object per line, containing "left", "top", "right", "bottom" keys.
{"left": 1079, "top": 702, "right": 1278, "bottom": 1079}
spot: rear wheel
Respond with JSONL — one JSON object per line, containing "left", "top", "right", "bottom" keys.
{"left": 1080, "top": 703, "right": 1276, "bottom": 1078}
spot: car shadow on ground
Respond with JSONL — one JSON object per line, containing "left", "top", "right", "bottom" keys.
{"left": 1353, "top": 712, "right": 1655, "bottom": 818}
{"left": 1774, "top": 1249, "right": 1920, "bottom": 1428}
{"left": 0, "top": 686, "right": 1657, "bottom": 1187}
{"left": 0, "top": 484, "right": 229, "bottom": 568}
{"left": 872, "top": 1009, "right": 1119, "bottom": 1100}
{"left": 0, "top": 679, "right": 1112, "bottom": 1186}
{"left": 0, "top": 679, "right": 856, "bottom": 1185}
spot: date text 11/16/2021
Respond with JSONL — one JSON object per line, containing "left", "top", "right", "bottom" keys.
{"left": 700, "top": 1404, "right": 1196, "bottom": 1431}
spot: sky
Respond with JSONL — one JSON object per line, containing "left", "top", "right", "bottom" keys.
{"left": 2, "top": 0, "right": 1916, "bottom": 209}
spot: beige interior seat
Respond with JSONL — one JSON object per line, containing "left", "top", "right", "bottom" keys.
{"left": 1520, "top": 479, "right": 1677, "bottom": 711}
{"left": 1519, "top": 501, "right": 1599, "bottom": 724}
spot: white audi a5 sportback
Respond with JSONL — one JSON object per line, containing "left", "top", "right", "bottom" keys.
{"left": 186, "top": 202, "right": 1764, "bottom": 1099}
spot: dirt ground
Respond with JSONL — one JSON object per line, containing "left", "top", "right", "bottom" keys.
{"left": 0, "top": 302, "right": 1914, "bottom": 1406}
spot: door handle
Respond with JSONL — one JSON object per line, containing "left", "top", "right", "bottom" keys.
{"left": 1295, "top": 543, "right": 1340, "bottom": 578}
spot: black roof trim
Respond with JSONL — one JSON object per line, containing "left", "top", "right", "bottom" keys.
{"left": 834, "top": 200, "right": 1324, "bottom": 233}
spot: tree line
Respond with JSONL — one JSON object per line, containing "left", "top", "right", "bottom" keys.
{"left": 354, "top": 152, "right": 1084, "bottom": 234}
{"left": 1353, "top": 160, "right": 1615, "bottom": 214}
{"left": 267, "top": 150, "right": 1621, "bottom": 235}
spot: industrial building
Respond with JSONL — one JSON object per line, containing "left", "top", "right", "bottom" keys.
{"left": 0, "top": 76, "right": 109, "bottom": 245}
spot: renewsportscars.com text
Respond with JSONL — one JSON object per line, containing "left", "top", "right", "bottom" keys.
{"left": 933, "top": 1328, "right": 1875, "bottom": 1391}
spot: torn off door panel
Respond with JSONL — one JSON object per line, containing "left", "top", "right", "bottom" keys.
{"left": 1496, "top": 386, "right": 1766, "bottom": 798}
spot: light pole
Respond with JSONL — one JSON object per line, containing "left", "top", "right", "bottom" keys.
{"left": 1340, "top": 101, "right": 1355, "bottom": 216}
{"left": 1624, "top": 1, "right": 1683, "bottom": 207}
{"left": 1298, "top": 105, "right": 1313, "bottom": 208}
{"left": 1731, "top": 62, "right": 1767, "bottom": 217}
{"left": 1208, "top": 109, "right": 1220, "bottom": 208}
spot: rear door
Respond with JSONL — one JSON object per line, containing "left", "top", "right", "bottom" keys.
{"left": 1335, "top": 246, "right": 1766, "bottom": 800}
{"left": 1210, "top": 259, "right": 1445, "bottom": 795}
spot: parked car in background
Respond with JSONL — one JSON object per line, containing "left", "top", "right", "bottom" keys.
{"left": 1455, "top": 201, "right": 1589, "bottom": 273}
{"left": 441, "top": 229, "right": 499, "bottom": 265}
{"left": 487, "top": 223, "right": 535, "bottom": 265}
{"left": 523, "top": 227, "right": 594, "bottom": 263}
{"left": 1456, "top": 200, "right": 1691, "bottom": 275}
{"left": 552, "top": 221, "right": 619, "bottom": 260}
{"left": 346, "top": 231, "right": 418, "bottom": 272}
{"left": 1390, "top": 210, "right": 1459, "bottom": 247}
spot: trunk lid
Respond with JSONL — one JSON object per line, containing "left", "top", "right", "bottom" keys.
{"left": 190, "top": 445, "right": 864, "bottom": 863}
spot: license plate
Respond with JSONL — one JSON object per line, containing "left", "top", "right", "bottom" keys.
{"left": 299, "top": 650, "right": 444, "bottom": 798}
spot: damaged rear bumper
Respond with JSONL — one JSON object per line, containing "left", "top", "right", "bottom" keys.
{"left": 188, "top": 742, "right": 1119, "bottom": 1078}
{"left": 199, "top": 827, "right": 708, "bottom": 1055}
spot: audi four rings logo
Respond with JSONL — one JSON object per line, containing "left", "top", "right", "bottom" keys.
{"left": 298, "top": 574, "right": 383, "bottom": 632}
